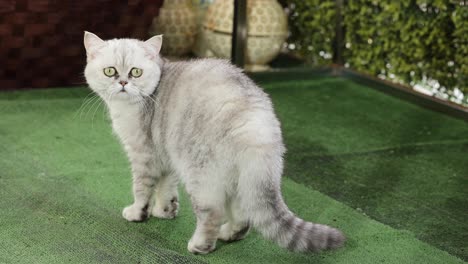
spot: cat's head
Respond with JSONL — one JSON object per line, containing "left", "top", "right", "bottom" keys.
{"left": 83, "top": 31, "right": 163, "bottom": 102}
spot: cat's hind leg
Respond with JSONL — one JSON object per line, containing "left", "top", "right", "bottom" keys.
{"left": 186, "top": 182, "right": 225, "bottom": 254}
{"left": 218, "top": 197, "right": 250, "bottom": 242}
{"left": 151, "top": 173, "right": 179, "bottom": 219}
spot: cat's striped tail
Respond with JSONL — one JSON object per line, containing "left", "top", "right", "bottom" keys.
{"left": 252, "top": 190, "right": 345, "bottom": 252}
{"left": 238, "top": 148, "right": 346, "bottom": 252}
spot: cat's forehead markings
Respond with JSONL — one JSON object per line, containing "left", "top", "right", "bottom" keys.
{"left": 121, "top": 43, "right": 126, "bottom": 68}
{"left": 112, "top": 40, "right": 139, "bottom": 69}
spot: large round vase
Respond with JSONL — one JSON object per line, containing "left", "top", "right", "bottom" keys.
{"left": 203, "top": 0, "right": 288, "bottom": 70}
{"left": 149, "top": 0, "right": 197, "bottom": 56}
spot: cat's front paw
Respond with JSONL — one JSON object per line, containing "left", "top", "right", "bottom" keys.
{"left": 151, "top": 197, "right": 179, "bottom": 219}
{"left": 122, "top": 203, "right": 149, "bottom": 222}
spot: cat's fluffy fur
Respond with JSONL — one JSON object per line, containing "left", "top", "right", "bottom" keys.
{"left": 83, "top": 32, "right": 345, "bottom": 254}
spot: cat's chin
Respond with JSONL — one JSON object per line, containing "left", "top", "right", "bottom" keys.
{"left": 114, "top": 93, "right": 131, "bottom": 101}
{"left": 109, "top": 91, "right": 143, "bottom": 104}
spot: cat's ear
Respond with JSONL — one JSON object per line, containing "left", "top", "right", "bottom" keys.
{"left": 84, "top": 31, "right": 105, "bottom": 57}
{"left": 145, "top": 35, "right": 163, "bottom": 55}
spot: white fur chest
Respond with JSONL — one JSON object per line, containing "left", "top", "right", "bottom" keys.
{"left": 107, "top": 100, "right": 145, "bottom": 149}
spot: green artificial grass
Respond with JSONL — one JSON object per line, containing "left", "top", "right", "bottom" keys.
{"left": 262, "top": 77, "right": 468, "bottom": 260}
{"left": 0, "top": 76, "right": 466, "bottom": 263}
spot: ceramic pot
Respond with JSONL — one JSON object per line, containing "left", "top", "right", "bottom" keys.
{"left": 149, "top": 0, "right": 197, "bottom": 56}
{"left": 192, "top": 0, "right": 215, "bottom": 57}
{"left": 203, "top": 0, "right": 288, "bottom": 69}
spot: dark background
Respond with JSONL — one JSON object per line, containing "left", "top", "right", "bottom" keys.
{"left": 0, "top": 0, "right": 163, "bottom": 90}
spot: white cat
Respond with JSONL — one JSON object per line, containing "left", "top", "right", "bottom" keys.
{"left": 83, "top": 31, "right": 345, "bottom": 254}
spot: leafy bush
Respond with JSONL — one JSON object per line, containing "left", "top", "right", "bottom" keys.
{"left": 285, "top": 0, "right": 336, "bottom": 65}
{"left": 286, "top": 0, "right": 467, "bottom": 102}
{"left": 452, "top": 2, "right": 467, "bottom": 94}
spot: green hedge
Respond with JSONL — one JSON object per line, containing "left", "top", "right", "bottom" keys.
{"left": 452, "top": 2, "right": 467, "bottom": 94}
{"left": 286, "top": 0, "right": 336, "bottom": 65}
{"left": 286, "top": 0, "right": 467, "bottom": 101}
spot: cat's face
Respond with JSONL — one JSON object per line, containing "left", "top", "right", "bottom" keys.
{"left": 84, "top": 32, "right": 163, "bottom": 103}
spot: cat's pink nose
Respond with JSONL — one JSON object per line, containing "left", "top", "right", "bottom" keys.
{"left": 119, "top": 80, "right": 128, "bottom": 86}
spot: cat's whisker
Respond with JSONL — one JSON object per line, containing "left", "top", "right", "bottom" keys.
{"left": 102, "top": 92, "right": 113, "bottom": 122}
{"left": 143, "top": 96, "right": 155, "bottom": 115}
{"left": 85, "top": 95, "right": 103, "bottom": 121}
{"left": 74, "top": 92, "right": 98, "bottom": 120}
{"left": 137, "top": 96, "right": 148, "bottom": 116}
{"left": 78, "top": 95, "right": 100, "bottom": 121}
{"left": 143, "top": 94, "right": 152, "bottom": 110}
{"left": 80, "top": 95, "right": 100, "bottom": 120}
{"left": 139, "top": 92, "right": 158, "bottom": 113}
{"left": 92, "top": 91, "right": 113, "bottom": 128}
{"left": 74, "top": 90, "right": 94, "bottom": 112}
{"left": 137, "top": 99, "right": 144, "bottom": 113}
{"left": 91, "top": 96, "right": 105, "bottom": 129}
{"left": 146, "top": 95, "right": 158, "bottom": 105}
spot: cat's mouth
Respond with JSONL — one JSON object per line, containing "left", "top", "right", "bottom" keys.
{"left": 119, "top": 88, "right": 126, "bottom": 93}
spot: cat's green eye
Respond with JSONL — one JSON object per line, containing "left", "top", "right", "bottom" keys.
{"left": 103, "top": 67, "right": 117, "bottom": 77}
{"left": 130, "top": 68, "right": 143, "bottom": 78}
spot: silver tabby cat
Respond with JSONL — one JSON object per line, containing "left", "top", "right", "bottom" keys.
{"left": 83, "top": 32, "right": 345, "bottom": 254}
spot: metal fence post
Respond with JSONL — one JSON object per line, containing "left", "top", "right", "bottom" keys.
{"left": 333, "top": 0, "right": 344, "bottom": 66}
{"left": 231, "top": 0, "right": 247, "bottom": 68}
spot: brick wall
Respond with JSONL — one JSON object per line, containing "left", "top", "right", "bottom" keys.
{"left": 0, "top": 0, "right": 163, "bottom": 90}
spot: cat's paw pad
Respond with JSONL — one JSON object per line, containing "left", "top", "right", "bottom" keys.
{"left": 122, "top": 204, "right": 149, "bottom": 222}
{"left": 187, "top": 238, "right": 216, "bottom": 255}
{"left": 151, "top": 197, "right": 179, "bottom": 219}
